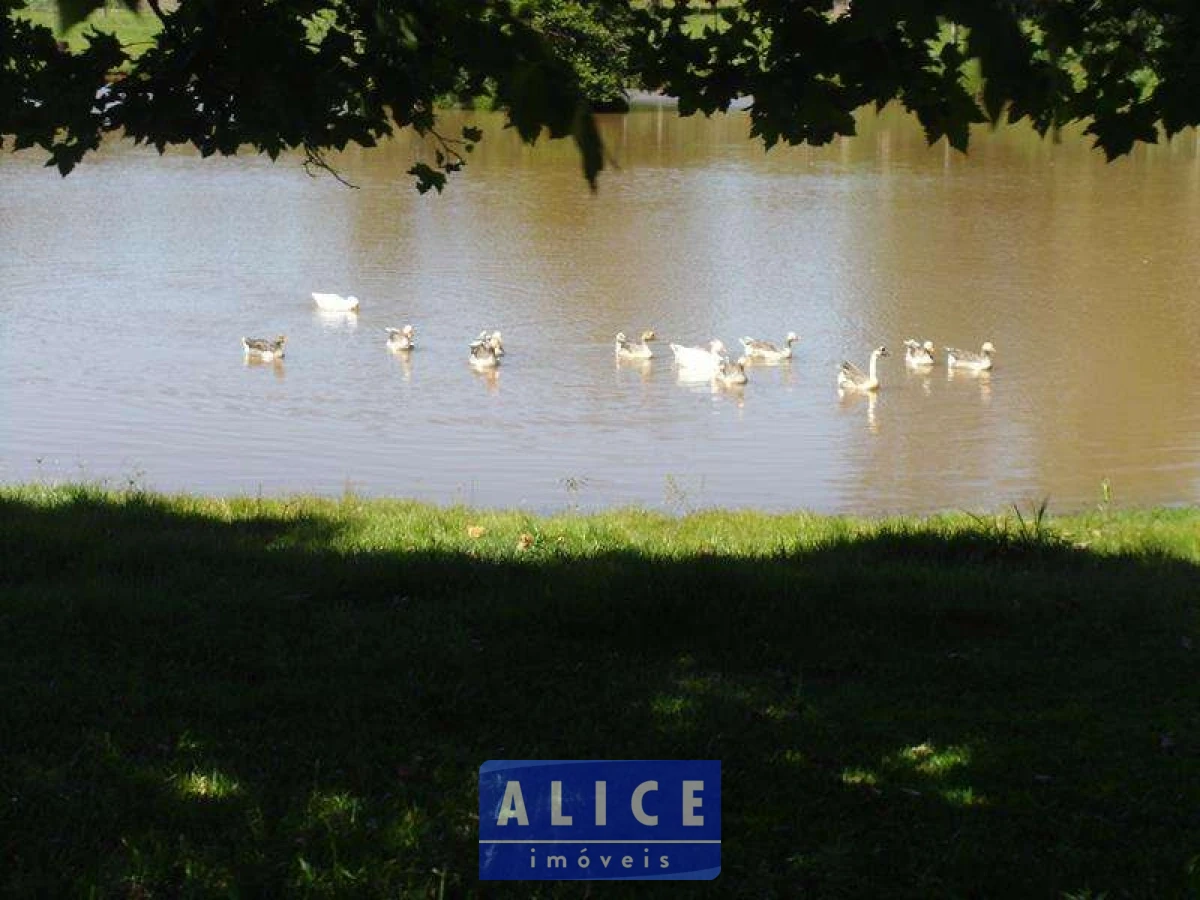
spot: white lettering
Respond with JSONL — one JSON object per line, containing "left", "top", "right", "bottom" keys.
{"left": 631, "top": 780, "right": 658, "bottom": 825}
{"left": 682, "top": 780, "right": 704, "bottom": 825}
{"left": 496, "top": 781, "right": 528, "bottom": 826}
{"left": 550, "top": 781, "right": 572, "bottom": 826}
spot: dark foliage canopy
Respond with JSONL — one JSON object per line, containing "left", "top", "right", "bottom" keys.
{"left": 3, "top": 0, "right": 1199, "bottom": 190}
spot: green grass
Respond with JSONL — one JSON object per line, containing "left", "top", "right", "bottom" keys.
{"left": 15, "top": 1, "right": 162, "bottom": 54}
{"left": 2, "top": 484, "right": 1199, "bottom": 897}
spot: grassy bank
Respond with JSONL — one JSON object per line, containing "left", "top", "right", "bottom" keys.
{"left": 2, "top": 484, "right": 1198, "bottom": 897}
{"left": 15, "top": 1, "right": 161, "bottom": 54}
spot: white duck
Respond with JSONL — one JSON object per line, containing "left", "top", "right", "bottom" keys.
{"left": 945, "top": 341, "right": 995, "bottom": 371}
{"left": 469, "top": 333, "right": 502, "bottom": 369}
{"left": 740, "top": 331, "right": 799, "bottom": 362}
{"left": 242, "top": 335, "right": 287, "bottom": 361}
{"left": 385, "top": 325, "right": 416, "bottom": 351}
{"left": 615, "top": 330, "right": 656, "bottom": 360}
{"left": 713, "top": 356, "right": 749, "bottom": 387}
{"left": 670, "top": 339, "right": 727, "bottom": 372}
{"left": 904, "top": 339, "right": 936, "bottom": 367}
{"left": 838, "top": 345, "right": 889, "bottom": 392}
{"left": 311, "top": 292, "right": 360, "bottom": 312}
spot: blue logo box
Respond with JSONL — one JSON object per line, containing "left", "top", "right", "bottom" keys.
{"left": 479, "top": 759, "right": 721, "bottom": 881}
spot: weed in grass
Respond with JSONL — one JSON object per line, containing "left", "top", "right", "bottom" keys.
{"left": 1011, "top": 496, "right": 1052, "bottom": 543}
{"left": 664, "top": 473, "right": 707, "bottom": 515}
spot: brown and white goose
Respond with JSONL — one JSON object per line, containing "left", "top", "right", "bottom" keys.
{"left": 838, "top": 345, "right": 888, "bottom": 392}
{"left": 945, "top": 342, "right": 995, "bottom": 371}
{"left": 242, "top": 335, "right": 287, "bottom": 361}
{"left": 740, "top": 331, "right": 798, "bottom": 362}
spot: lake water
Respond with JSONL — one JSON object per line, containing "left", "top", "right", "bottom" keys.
{"left": 2, "top": 105, "right": 1199, "bottom": 515}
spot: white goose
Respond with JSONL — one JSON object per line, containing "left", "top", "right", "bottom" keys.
{"left": 713, "top": 356, "right": 749, "bottom": 387}
{"left": 242, "top": 335, "right": 286, "bottom": 361}
{"left": 670, "top": 339, "right": 727, "bottom": 372}
{"left": 615, "top": 330, "right": 656, "bottom": 360}
{"left": 945, "top": 341, "right": 995, "bottom": 371}
{"left": 469, "top": 333, "right": 502, "bottom": 369}
{"left": 385, "top": 325, "right": 416, "bottom": 351}
{"left": 904, "top": 339, "right": 936, "bottom": 367}
{"left": 740, "top": 331, "right": 799, "bottom": 362}
{"left": 838, "top": 345, "right": 889, "bottom": 392}
{"left": 311, "top": 292, "right": 360, "bottom": 312}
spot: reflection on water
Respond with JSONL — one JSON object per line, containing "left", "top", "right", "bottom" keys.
{"left": 472, "top": 367, "right": 500, "bottom": 395}
{"left": 2, "top": 105, "right": 1199, "bottom": 514}
{"left": 314, "top": 310, "right": 360, "bottom": 330}
{"left": 838, "top": 390, "right": 879, "bottom": 435}
{"left": 243, "top": 357, "right": 287, "bottom": 381}
{"left": 946, "top": 367, "right": 993, "bottom": 405}
{"left": 389, "top": 349, "right": 413, "bottom": 382}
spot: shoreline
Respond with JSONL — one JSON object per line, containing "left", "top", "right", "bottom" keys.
{"left": 5, "top": 482, "right": 1198, "bottom": 554}
{"left": 4, "top": 479, "right": 1195, "bottom": 525}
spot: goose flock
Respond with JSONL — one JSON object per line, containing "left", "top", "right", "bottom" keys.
{"left": 240, "top": 293, "right": 996, "bottom": 392}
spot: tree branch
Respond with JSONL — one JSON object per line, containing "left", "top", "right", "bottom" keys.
{"left": 302, "top": 144, "right": 360, "bottom": 189}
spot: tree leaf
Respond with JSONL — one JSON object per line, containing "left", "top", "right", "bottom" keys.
{"left": 571, "top": 100, "right": 603, "bottom": 191}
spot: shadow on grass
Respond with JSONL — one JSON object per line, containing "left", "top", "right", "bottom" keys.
{"left": 1, "top": 489, "right": 1199, "bottom": 898}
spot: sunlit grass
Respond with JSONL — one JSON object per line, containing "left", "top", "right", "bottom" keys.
{"left": 15, "top": 3, "right": 161, "bottom": 54}
{"left": 176, "top": 769, "right": 242, "bottom": 800}
{"left": 839, "top": 768, "right": 878, "bottom": 787}
{"left": 894, "top": 742, "right": 971, "bottom": 776}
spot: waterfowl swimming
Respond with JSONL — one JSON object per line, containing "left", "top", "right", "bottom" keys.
{"left": 311, "top": 292, "right": 360, "bottom": 312}
{"left": 945, "top": 341, "right": 995, "bottom": 371}
{"left": 670, "top": 339, "right": 727, "bottom": 371}
{"left": 838, "top": 345, "right": 889, "bottom": 392}
{"left": 740, "top": 331, "right": 799, "bottom": 362}
{"left": 469, "top": 333, "right": 502, "bottom": 369}
{"left": 615, "top": 330, "right": 656, "bottom": 360}
{"left": 904, "top": 339, "right": 936, "bottom": 367}
{"left": 242, "top": 335, "right": 286, "bottom": 361}
{"left": 386, "top": 325, "right": 416, "bottom": 351}
{"left": 713, "top": 356, "right": 749, "bottom": 387}
{"left": 477, "top": 330, "right": 505, "bottom": 357}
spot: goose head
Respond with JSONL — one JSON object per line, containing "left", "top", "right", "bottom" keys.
{"left": 923, "top": 340, "right": 934, "bottom": 352}
{"left": 981, "top": 341, "right": 996, "bottom": 355}
{"left": 785, "top": 331, "right": 799, "bottom": 345}
{"left": 874, "top": 345, "right": 889, "bottom": 358}
{"left": 640, "top": 330, "right": 656, "bottom": 343}
{"left": 615, "top": 332, "right": 628, "bottom": 343}
{"left": 709, "top": 339, "right": 726, "bottom": 355}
